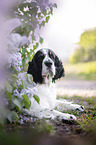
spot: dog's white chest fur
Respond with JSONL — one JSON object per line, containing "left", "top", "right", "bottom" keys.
{"left": 36, "top": 83, "right": 56, "bottom": 109}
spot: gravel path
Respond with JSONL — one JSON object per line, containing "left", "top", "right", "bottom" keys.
{"left": 56, "top": 80, "right": 96, "bottom": 97}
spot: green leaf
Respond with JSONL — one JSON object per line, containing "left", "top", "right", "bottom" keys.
{"left": 11, "top": 74, "right": 18, "bottom": 88}
{"left": 38, "top": 12, "right": 41, "bottom": 18}
{"left": 24, "top": 102, "right": 31, "bottom": 110}
{"left": 50, "top": 7, "right": 53, "bottom": 15}
{"left": 46, "top": 16, "right": 50, "bottom": 23}
{"left": 39, "top": 37, "right": 43, "bottom": 44}
{"left": 27, "top": 51, "right": 31, "bottom": 60}
{"left": 54, "top": 3, "right": 57, "bottom": 8}
{"left": 33, "top": 45, "right": 36, "bottom": 50}
{"left": 33, "top": 43, "right": 39, "bottom": 51}
{"left": 30, "top": 49, "right": 33, "bottom": 54}
{"left": 22, "top": 94, "right": 31, "bottom": 109}
{"left": 35, "top": 43, "right": 39, "bottom": 49}
{"left": 7, "top": 111, "right": 19, "bottom": 123}
{"left": 32, "top": 32, "right": 36, "bottom": 42}
{"left": 43, "top": 10, "right": 47, "bottom": 16}
{"left": 22, "top": 80, "right": 27, "bottom": 89}
{"left": 42, "top": 21, "right": 45, "bottom": 26}
{"left": 22, "top": 94, "right": 30, "bottom": 103}
{"left": 6, "top": 91, "right": 12, "bottom": 101}
{"left": 13, "top": 97, "right": 24, "bottom": 112}
{"left": 11, "top": 74, "right": 18, "bottom": 79}
{"left": 26, "top": 74, "right": 33, "bottom": 84}
{"left": 33, "top": 95, "right": 40, "bottom": 104}
{"left": 18, "top": 84, "right": 23, "bottom": 89}
{"left": 5, "top": 82, "right": 13, "bottom": 93}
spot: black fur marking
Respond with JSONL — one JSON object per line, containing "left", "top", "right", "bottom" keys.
{"left": 52, "top": 54, "right": 65, "bottom": 82}
{"left": 27, "top": 50, "right": 45, "bottom": 84}
{"left": 48, "top": 49, "right": 65, "bottom": 82}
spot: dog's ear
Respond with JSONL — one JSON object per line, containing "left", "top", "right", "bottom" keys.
{"left": 52, "top": 55, "right": 65, "bottom": 82}
{"left": 27, "top": 54, "right": 44, "bottom": 84}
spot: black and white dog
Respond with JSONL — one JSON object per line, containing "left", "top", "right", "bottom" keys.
{"left": 27, "top": 48, "right": 84, "bottom": 122}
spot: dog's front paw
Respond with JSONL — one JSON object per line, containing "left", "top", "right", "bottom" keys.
{"left": 60, "top": 113, "right": 77, "bottom": 123}
{"left": 69, "top": 114, "right": 76, "bottom": 122}
{"left": 75, "top": 105, "right": 84, "bottom": 112}
{"left": 70, "top": 103, "right": 84, "bottom": 112}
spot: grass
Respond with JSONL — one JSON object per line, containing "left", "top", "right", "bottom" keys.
{"left": 64, "top": 61, "right": 96, "bottom": 80}
{"left": 58, "top": 95, "right": 96, "bottom": 133}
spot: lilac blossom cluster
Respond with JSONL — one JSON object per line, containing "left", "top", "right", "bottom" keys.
{"left": 0, "top": 0, "right": 23, "bottom": 122}
{"left": 8, "top": 52, "right": 22, "bottom": 72}
{"left": 13, "top": 72, "right": 37, "bottom": 100}
{"left": 7, "top": 33, "right": 28, "bottom": 72}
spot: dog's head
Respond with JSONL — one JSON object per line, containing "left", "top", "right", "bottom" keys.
{"left": 27, "top": 48, "right": 65, "bottom": 84}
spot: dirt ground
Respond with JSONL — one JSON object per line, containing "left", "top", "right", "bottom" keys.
{"left": 6, "top": 113, "right": 95, "bottom": 145}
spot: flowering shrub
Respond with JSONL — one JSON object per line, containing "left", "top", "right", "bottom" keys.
{"left": 0, "top": 0, "right": 57, "bottom": 123}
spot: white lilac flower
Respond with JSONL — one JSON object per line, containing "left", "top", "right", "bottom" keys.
{"left": 13, "top": 89, "right": 20, "bottom": 97}
{"left": 4, "top": 18, "right": 21, "bottom": 35}
{"left": 8, "top": 52, "right": 22, "bottom": 72}
{"left": 17, "top": 72, "right": 34, "bottom": 86}
{"left": 16, "top": 72, "right": 37, "bottom": 100}
{"left": 17, "top": 72, "right": 27, "bottom": 86}
{"left": 8, "top": 33, "right": 28, "bottom": 54}
{"left": 0, "top": 18, "right": 21, "bottom": 90}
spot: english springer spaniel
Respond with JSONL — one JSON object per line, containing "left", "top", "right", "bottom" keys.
{"left": 27, "top": 48, "right": 84, "bottom": 122}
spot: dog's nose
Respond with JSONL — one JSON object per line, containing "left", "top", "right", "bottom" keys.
{"left": 44, "top": 61, "right": 52, "bottom": 68}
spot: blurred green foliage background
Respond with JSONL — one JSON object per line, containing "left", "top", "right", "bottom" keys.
{"left": 64, "top": 61, "right": 96, "bottom": 80}
{"left": 70, "top": 28, "right": 96, "bottom": 63}
{"left": 66, "top": 28, "right": 96, "bottom": 80}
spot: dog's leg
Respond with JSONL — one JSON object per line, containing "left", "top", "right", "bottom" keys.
{"left": 50, "top": 109, "right": 76, "bottom": 122}
{"left": 25, "top": 108, "right": 76, "bottom": 121}
{"left": 55, "top": 100, "right": 84, "bottom": 111}
{"left": 39, "top": 109, "right": 76, "bottom": 121}
{"left": 37, "top": 109, "right": 77, "bottom": 121}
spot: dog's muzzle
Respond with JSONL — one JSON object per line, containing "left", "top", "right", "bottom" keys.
{"left": 42, "top": 61, "right": 55, "bottom": 78}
